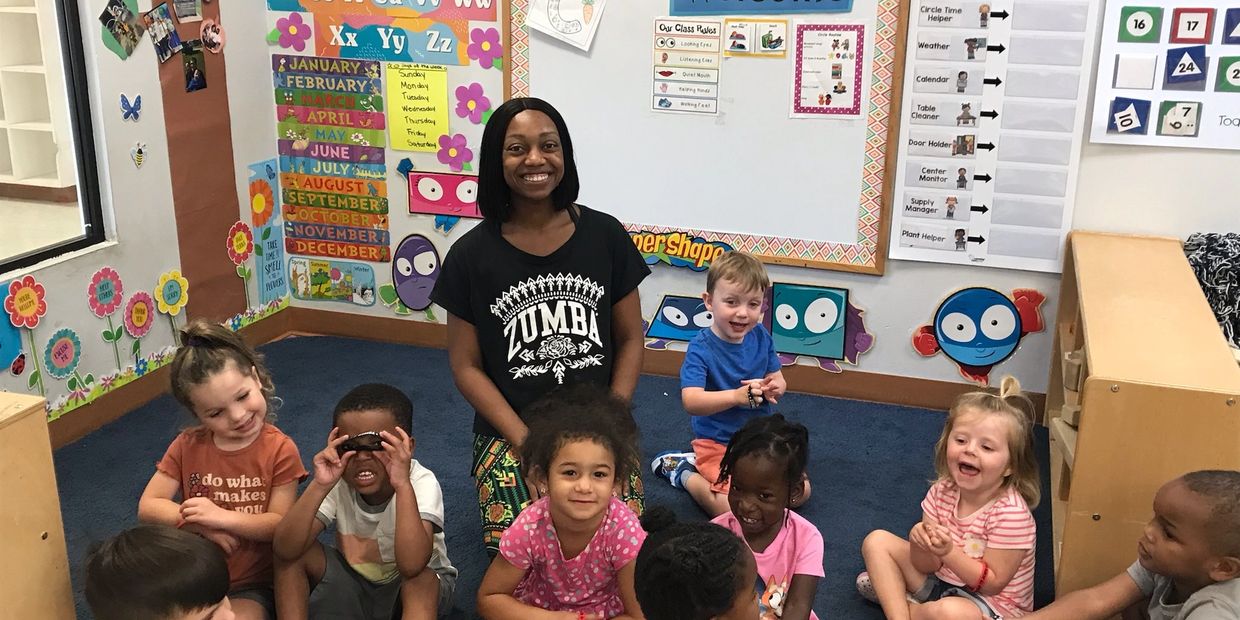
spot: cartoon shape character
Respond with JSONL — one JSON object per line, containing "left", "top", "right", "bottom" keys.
{"left": 409, "top": 172, "right": 481, "bottom": 218}
{"left": 645, "top": 295, "right": 712, "bottom": 342}
{"left": 770, "top": 284, "right": 848, "bottom": 360}
{"left": 912, "top": 287, "right": 1046, "bottom": 384}
{"left": 392, "top": 235, "right": 440, "bottom": 311}
{"left": 757, "top": 574, "right": 789, "bottom": 620}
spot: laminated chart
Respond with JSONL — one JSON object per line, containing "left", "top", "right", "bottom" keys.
{"left": 888, "top": 0, "right": 1101, "bottom": 273}
{"left": 274, "top": 55, "right": 392, "bottom": 263}
{"left": 652, "top": 18, "right": 723, "bottom": 115}
{"left": 1091, "top": 1, "right": 1240, "bottom": 150}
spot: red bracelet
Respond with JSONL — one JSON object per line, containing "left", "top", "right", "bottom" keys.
{"left": 577, "top": 612, "right": 587, "bottom": 620}
{"left": 972, "top": 558, "right": 989, "bottom": 593}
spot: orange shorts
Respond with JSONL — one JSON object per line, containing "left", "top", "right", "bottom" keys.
{"left": 692, "top": 438, "right": 731, "bottom": 494}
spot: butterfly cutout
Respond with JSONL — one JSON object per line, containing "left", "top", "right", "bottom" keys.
{"left": 120, "top": 94, "right": 141, "bottom": 121}
{"left": 265, "top": 163, "right": 276, "bottom": 180}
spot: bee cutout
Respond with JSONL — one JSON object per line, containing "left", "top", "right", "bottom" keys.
{"left": 130, "top": 142, "right": 147, "bottom": 169}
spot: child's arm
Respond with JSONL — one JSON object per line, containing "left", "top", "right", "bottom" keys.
{"left": 1025, "top": 572, "right": 1144, "bottom": 620}
{"left": 780, "top": 574, "right": 819, "bottom": 620}
{"left": 682, "top": 383, "right": 764, "bottom": 416}
{"left": 612, "top": 558, "right": 646, "bottom": 620}
{"left": 378, "top": 428, "right": 435, "bottom": 579}
{"left": 477, "top": 555, "right": 592, "bottom": 620}
{"left": 180, "top": 482, "right": 297, "bottom": 541}
{"left": 274, "top": 428, "right": 351, "bottom": 560}
{"left": 138, "top": 470, "right": 185, "bottom": 526}
{"left": 761, "top": 369, "right": 786, "bottom": 403}
{"left": 609, "top": 288, "right": 645, "bottom": 402}
{"left": 446, "top": 314, "right": 529, "bottom": 446}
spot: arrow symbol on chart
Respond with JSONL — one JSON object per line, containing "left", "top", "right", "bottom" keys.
{"left": 971, "top": 205, "right": 989, "bottom": 214}
{"left": 980, "top": 109, "right": 998, "bottom": 119}
{"left": 987, "top": 44, "right": 1006, "bottom": 53}
{"left": 983, "top": 77, "right": 1003, "bottom": 86}
{"left": 977, "top": 142, "right": 995, "bottom": 151}
{"left": 990, "top": 10, "right": 1009, "bottom": 19}
{"left": 974, "top": 173, "right": 992, "bottom": 183}
{"left": 968, "top": 235, "right": 987, "bottom": 244}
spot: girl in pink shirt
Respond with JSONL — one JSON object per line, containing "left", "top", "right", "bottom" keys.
{"left": 711, "top": 414, "right": 824, "bottom": 620}
{"left": 477, "top": 385, "right": 646, "bottom": 619}
{"left": 859, "top": 376, "right": 1040, "bottom": 620}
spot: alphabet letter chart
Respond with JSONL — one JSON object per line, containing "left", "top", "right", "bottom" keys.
{"left": 1091, "top": 1, "right": 1240, "bottom": 150}
{"left": 889, "top": 0, "right": 1101, "bottom": 273}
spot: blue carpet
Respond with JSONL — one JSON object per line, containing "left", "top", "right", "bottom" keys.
{"left": 55, "top": 335, "right": 1053, "bottom": 618}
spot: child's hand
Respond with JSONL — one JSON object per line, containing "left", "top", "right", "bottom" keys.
{"left": 761, "top": 374, "right": 786, "bottom": 404}
{"left": 312, "top": 427, "right": 355, "bottom": 487}
{"left": 180, "top": 497, "right": 233, "bottom": 530}
{"left": 736, "top": 380, "right": 765, "bottom": 408}
{"left": 925, "top": 522, "right": 954, "bottom": 557}
{"left": 197, "top": 526, "right": 240, "bottom": 556}
{"left": 910, "top": 521, "right": 935, "bottom": 552}
{"left": 374, "top": 428, "right": 414, "bottom": 489}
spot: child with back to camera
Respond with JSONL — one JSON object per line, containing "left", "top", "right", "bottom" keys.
{"left": 273, "top": 383, "right": 457, "bottom": 619}
{"left": 477, "top": 383, "right": 646, "bottom": 619}
{"left": 138, "top": 320, "right": 307, "bottom": 620}
{"left": 860, "top": 376, "right": 1040, "bottom": 620}
{"left": 634, "top": 506, "right": 760, "bottom": 620}
{"left": 86, "top": 524, "right": 236, "bottom": 620}
{"left": 1025, "top": 469, "right": 1240, "bottom": 620}
{"left": 712, "top": 414, "right": 824, "bottom": 620}
{"left": 653, "top": 251, "right": 809, "bottom": 518}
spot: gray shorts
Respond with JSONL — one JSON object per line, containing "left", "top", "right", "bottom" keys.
{"left": 912, "top": 575, "right": 1003, "bottom": 620}
{"left": 309, "top": 546, "right": 453, "bottom": 619}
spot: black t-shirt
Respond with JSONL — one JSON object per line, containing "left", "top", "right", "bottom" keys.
{"left": 430, "top": 205, "right": 651, "bottom": 437}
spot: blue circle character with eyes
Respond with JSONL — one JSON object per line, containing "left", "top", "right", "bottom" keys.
{"left": 913, "top": 287, "right": 1045, "bottom": 383}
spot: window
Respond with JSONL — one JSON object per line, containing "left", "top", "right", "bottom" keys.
{"left": 0, "top": 0, "right": 104, "bottom": 273}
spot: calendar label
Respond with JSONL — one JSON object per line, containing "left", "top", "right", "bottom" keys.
{"left": 1158, "top": 101, "right": 1202, "bottom": 136}
{"left": 1217, "top": 57, "right": 1240, "bottom": 92}
{"left": 1170, "top": 7, "right": 1215, "bottom": 43}
{"left": 1119, "top": 6, "right": 1163, "bottom": 43}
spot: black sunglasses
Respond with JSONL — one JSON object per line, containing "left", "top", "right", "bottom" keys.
{"left": 337, "top": 431, "right": 385, "bottom": 455}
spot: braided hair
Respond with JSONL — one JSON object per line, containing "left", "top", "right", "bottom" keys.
{"left": 717, "top": 414, "right": 810, "bottom": 498}
{"left": 634, "top": 506, "right": 751, "bottom": 620}
{"left": 169, "top": 319, "right": 277, "bottom": 421}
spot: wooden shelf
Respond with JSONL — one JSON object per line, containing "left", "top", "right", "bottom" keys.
{"left": 1047, "top": 231, "right": 1240, "bottom": 597}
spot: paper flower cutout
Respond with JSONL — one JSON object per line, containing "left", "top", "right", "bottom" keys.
{"left": 276, "top": 13, "right": 312, "bottom": 52}
{"left": 227, "top": 222, "right": 255, "bottom": 265}
{"left": 5, "top": 275, "right": 47, "bottom": 329}
{"left": 156, "top": 270, "right": 190, "bottom": 316}
{"left": 135, "top": 358, "right": 149, "bottom": 377}
{"left": 249, "top": 179, "right": 275, "bottom": 227}
{"left": 44, "top": 328, "right": 81, "bottom": 380}
{"left": 124, "top": 291, "right": 155, "bottom": 338}
{"left": 455, "top": 83, "right": 492, "bottom": 124}
{"left": 467, "top": 27, "right": 503, "bottom": 69}
{"left": 88, "top": 267, "right": 124, "bottom": 318}
{"left": 437, "top": 134, "right": 473, "bottom": 172}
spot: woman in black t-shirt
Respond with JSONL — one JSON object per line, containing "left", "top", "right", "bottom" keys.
{"left": 430, "top": 97, "right": 650, "bottom": 555}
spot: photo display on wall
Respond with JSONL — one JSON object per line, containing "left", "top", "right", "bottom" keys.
{"left": 1091, "top": 1, "right": 1240, "bottom": 150}
{"left": 888, "top": 0, "right": 1101, "bottom": 274}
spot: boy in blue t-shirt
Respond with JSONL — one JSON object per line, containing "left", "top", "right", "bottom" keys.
{"left": 652, "top": 251, "right": 809, "bottom": 517}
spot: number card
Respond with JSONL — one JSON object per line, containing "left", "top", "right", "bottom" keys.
{"left": 1217, "top": 57, "right": 1240, "bottom": 92}
{"left": 1119, "top": 6, "right": 1163, "bottom": 43}
{"left": 1108, "top": 97, "right": 1152, "bottom": 134}
{"left": 1223, "top": 8, "right": 1240, "bottom": 45}
{"left": 1157, "top": 100, "right": 1202, "bottom": 136}
{"left": 1165, "top": 45, "right": 1208, "bottom": 84}
{"left": 1170, "top": 7, "right": 1215, "bottom": 44}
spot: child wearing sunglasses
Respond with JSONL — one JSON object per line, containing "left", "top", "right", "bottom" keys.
{"left": 273, "top": 384, "right": 457, "bottom": 619}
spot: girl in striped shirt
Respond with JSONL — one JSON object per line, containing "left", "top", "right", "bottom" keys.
{"left": 859, "top": 376, "right": 1040, "bottom": 620}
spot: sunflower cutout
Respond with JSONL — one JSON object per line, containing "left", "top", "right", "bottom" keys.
{"left": 155, "top": 270, "right": 190, "bottom": 340}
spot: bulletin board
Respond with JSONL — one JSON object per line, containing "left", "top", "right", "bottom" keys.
{"left": 509, "top": 0, "right": 909, "bottom": 274}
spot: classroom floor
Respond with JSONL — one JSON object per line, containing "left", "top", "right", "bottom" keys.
{"left": 53, "top": 335, "right": 1054, "bottom": 619}
{"left": 1, "top": 197, "right": 83, "bottom": 260}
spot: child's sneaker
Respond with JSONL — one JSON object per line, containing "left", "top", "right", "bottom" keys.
{"left": 651, "top": 451, "right": 696, "bottom": 489}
